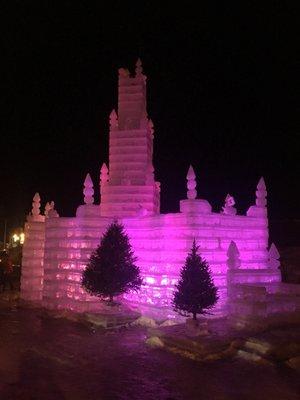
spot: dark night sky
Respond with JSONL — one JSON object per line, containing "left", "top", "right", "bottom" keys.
{"left": 1, "top": 2, "right": 299, "bottom": 236}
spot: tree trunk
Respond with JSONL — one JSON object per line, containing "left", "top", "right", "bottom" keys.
{"left": 109, "top": 295, "right": 113, "bottom": 303}
{"left": 193, "top": 312, "right": 197, "bottom": 321}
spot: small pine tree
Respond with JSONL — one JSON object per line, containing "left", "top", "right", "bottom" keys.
{"left": 82, "top": 221, "right": 142, "bottom": 303}
{"left": 173, "top": 240, "right": 218, "bottom": 320}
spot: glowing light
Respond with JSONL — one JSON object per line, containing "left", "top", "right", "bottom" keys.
{"left": 20, "top": 233, "right": 25, "bottom": 244}
{"left": 12, "top": 232, "right": 25, "bottom": 244}
{"left": 144, "top": 276, "right": 155, "bottom": 284}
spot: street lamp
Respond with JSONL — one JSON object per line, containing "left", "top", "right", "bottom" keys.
{"left": 11, "top": 231, "right": 25, "bottom": 247}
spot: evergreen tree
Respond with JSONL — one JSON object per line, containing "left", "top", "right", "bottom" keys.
{"left": 173, "top": 240, "right": 218, "bottom": 320}
{"left": 82, "top": 221, "right": 142, "bottom": 302}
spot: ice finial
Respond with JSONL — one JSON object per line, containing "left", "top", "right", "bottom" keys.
{"left": 100, "top": 162, "right": 109, "bottom": 195}
{"left": 148, "top": 119, "right": 154, "bottom": 136}
{"left": 256, "top": 177, "right": 267, "bottom": 207}
{"left": 222, "top": 194, "right": 237, "bottom": 215}
{"left": 109, "top": 109, "right": 118, "bottom": 129}
{"left": 48, "top": 201, "right": 59, "bottom": 218}
{"left": 187, "top": 165, "right": 197, "bottom": 199}
{"left": 227, "top": 241, "right": 241, "bottom": 270}
{"left": 135, "top": 58, "right": 143, "bottom": 76}
{"left": 44, "top": 202, "right": 51, "bottom": 217}
{"left": 101, "top": 163, "right": 108, "bottom": 173}
{"left": 32, "top": 193, "right": 41, "bottom": 217}
{"left": 268, "top": 243, "right": 280, "bottom": 269}
{"left": 83, "top": 173, "right": 94, "bottom": 205}
{"left": 46, "top": 201, "right": 56, "bottom": 216}
{"left": 257, "top": 177, "right": 266, "bottom": 190}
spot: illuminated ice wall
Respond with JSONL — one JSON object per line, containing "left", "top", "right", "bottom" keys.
{"left": 21, "top": 60, "right": 284, "bottom": 319}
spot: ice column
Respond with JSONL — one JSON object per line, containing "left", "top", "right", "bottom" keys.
{"left": 20, "top": 193, "right": 45, "bottom": 302}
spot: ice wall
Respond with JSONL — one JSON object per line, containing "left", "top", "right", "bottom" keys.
{"left": 39, "top": 202, "right": 280, "bottom": 319}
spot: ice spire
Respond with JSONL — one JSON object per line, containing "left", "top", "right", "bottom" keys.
{"left": 256, "top": 177, "right": 267, "bottom": 207}
{"left": 100, "top": 163, "right": 109, "bottom": 184}
{"left": 227, "top": 241, "right": 241, "bottom": 270}
{"left": 32, "top": 193, "right": 41, "bottom": 217}
{"left": 268, "top": 243, "right": 280, "bottom": 269}
{"left": 100, "top": 162, "right": 109, "bottom": 197}
{"left": 187, "top": 165, "right": 197, "bottom": 200}
{"left": 45, "top": 201, "right": 56, "bottom": 217}
{"left": 48, "top": 201, "right": 59, "bottom": 218}
{"left": 44, "top": 202, "right": 51, "bottom": 217}
{"left": 135, "top": 58, "right": 143, "bottom": 76}
{"left": 109, "top": 109, "right": 118, "bottom": 130}
{"left": 83, "top": 173, "right": 94, "bottom": 205}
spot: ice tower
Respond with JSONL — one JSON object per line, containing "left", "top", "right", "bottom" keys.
{"left": 100, "top": 59, "right": 160, "bottom": 217}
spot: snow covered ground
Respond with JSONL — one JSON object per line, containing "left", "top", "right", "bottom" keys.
{"left": 1, "top": 292, "right": 299, "bottom": 399}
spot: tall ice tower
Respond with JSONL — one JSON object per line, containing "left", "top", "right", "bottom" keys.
{"left": 100, "top": 60, "right": 160, "bottom": 217}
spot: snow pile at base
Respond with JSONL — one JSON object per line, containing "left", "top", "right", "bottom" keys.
{"left": 286, "top": 356, "right": 300, "bottom": 371}
{"left": 159, "top": 319, "right": 178, "bottom": 327}
{"left": 146, "top": 336, "right": 164, "bottom": 348}
{"left": 132, "top": 316, "right": 158, "bottom": 328}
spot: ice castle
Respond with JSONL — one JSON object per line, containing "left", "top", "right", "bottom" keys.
{"left": 21, "top": 60, "right": 292, "bottom": 320}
